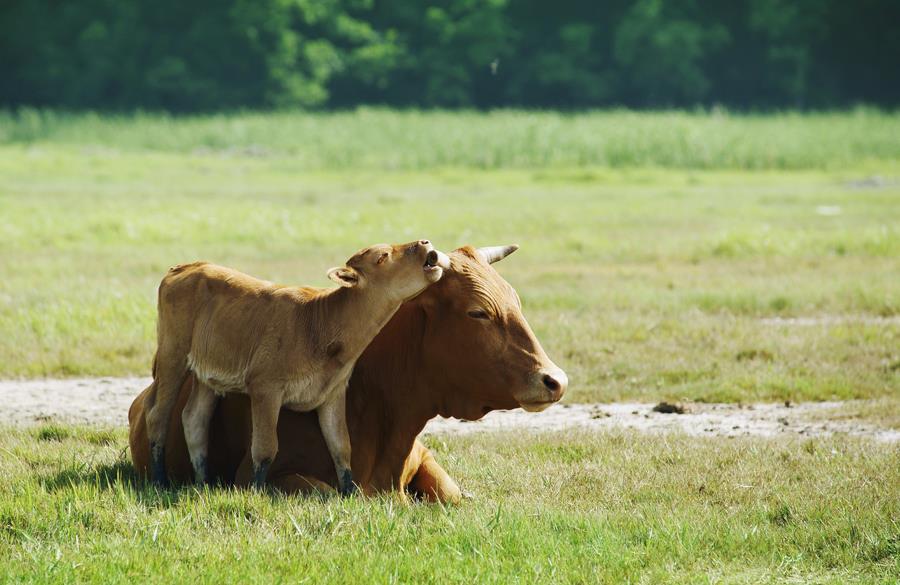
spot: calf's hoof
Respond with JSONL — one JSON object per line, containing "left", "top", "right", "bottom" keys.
{"left": 252, "top": 458, "right": 272, "bottom": 490}
{"left": 150, "top": 443, "right": 169, "bottom": 488}
{"left": 338, "top": 469, "right": 357, "bottom": 497}
{"left": 192, "top": 456, "right": 208, "bottom": 486}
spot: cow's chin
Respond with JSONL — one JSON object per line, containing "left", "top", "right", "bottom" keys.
{"left": 443, "top": 397, "right": 518, "bottom": 421}
{"left": 518, "top": 401, "right": 555, "bottom": 413}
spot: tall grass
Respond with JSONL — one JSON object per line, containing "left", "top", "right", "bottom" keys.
{"left": 1, "top": 108, "right": 898, "bottom": 170}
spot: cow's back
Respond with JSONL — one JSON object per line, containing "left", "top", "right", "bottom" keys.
{"left": 158, "top": 262, "right": 275, "bottom": 314}
{"left": 158, "top": 262, "right": 300, "bottom": 387}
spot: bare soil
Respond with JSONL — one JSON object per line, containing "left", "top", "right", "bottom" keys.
{"left": 0, "top": 377, "right": 897, "bottom": 442}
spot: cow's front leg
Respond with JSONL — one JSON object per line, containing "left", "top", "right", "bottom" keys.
{"left": 249, "top": 389, "right": 283, "bottom": 489}
{"left": 316, "top": 389, "right": 356, "bottom": 496}
{"left": 408, "top": 441, "right": 463, "bottom": 504}
{"left": 181, "top": 380, "right": 219, "bottom": 484}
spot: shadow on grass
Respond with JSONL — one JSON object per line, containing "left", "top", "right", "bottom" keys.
{"left": 39, "top": 459, "right": 193, "bottom": 508}
{"left": 41, "top": 459, "right": 137, "bottom": 491}
{"left": 38, "top": 458, "right": 313, "bottom": 508}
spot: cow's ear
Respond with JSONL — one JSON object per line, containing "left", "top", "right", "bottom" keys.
{"left": 327, "top": 266, "right": 359, "bottom": 287}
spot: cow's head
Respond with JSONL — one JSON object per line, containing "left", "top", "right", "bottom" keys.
{"left": 413, "top": 245, "right": 568, "bottom": 420}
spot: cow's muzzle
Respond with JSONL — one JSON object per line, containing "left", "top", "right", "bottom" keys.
{"left": 519, "top": 367, "right": 568, "bottom": 412}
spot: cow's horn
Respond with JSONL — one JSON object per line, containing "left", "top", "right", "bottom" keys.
{"left": 477, "top": 245, "right": 519, "bottom": 264}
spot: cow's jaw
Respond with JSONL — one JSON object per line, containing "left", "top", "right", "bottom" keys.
{"left": 518, "top": 400, "right": 556, "bottom": 413}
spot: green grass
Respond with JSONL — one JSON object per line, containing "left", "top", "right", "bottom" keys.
{"left": 2, "top": 108, "right": 899, "bottom": 170}
{"left": 2, "top": 110, "right": 898, "bottom": 583}
{"left": 1, "top": 110, "right": 899, "bottom": 402}
{"left": 0, "top": 425, "right": 897, "bottom": 583}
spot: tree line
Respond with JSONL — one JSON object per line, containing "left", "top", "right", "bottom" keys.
{"left": 1, "top": 0, "right": 897, "bottom": 112}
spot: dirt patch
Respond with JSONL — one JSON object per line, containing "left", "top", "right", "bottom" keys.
{"left": 759, "top": 315, "right": 900, "bottom": 327}
{"left": 426, "top": 401, "right": 900, "bottom": 442}
{"left": 0, "top": 377, "right": 897, "bottom": 442}
{"left": 0, "top": 377, "right": 149, "bottom": 427}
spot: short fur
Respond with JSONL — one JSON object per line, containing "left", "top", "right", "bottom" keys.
{"left": 142, "top": 240, "right": 447, "bottom": 492}
{"left": 130, "top": 246, "right": 566, "bottom": 501}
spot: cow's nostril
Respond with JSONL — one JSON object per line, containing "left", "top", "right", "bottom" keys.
{"left": 419, "top": 240, "right": 430, "bottom": 246}
{"left": 542, "top": 374, "right": 560, "bottom": 392}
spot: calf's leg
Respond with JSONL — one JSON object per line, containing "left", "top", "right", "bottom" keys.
{"left": 144, "top": 350, "right": 190, "bottom": 487}
{"left": 249, "top": 390, "right": 283, "bottom": 489}
{"left": 181, "top": 380, "right": 218, "bottom": 485}
{"left": 316, "top": 389, "right": 356, "bottom": 496}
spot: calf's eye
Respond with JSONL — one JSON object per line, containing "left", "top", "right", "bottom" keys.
{"left": 467, "top": 310, "right": 489, "bottom": 320}
{"left": 377, "top": 253, "right": 389, "bottom": 265}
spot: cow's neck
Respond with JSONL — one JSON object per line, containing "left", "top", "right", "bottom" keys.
{"left": 346, "top": 303, "right": 439, "bottom": 487}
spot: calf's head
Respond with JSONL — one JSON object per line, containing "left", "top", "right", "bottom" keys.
{"left": 328, "top": 239, "right": 450, "bottom": 301}
{"left": 414, "top": 245, "right": 567, "bottom": 419}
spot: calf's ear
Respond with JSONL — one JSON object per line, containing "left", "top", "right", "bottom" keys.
{"left": 327, "top": 266, "right": 360, "bottom": 287}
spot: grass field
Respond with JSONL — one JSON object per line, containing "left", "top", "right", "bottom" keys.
{"left": 2, "top": 108, "right": 900, "bottom": 170}
{"left": 1, "top": 425, "right": 897, "bottom": 583}
{"left": 1, "top": 110, "right": 899, "bottom": 583}
{"left": 1, "top": 110, "right": 899, "bottom": 403}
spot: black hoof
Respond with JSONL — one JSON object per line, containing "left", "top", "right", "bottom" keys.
{"left": 338, "top": 469, "right": 357, "bottom": 496}
{"left": 253, "top": 458, "right": 271, "bottom": 489}
{"left": 150, "top": 443, "right": 168, "bottom": 487}
{"left": 192, "top": 456, "right": 208, "bottom": 485}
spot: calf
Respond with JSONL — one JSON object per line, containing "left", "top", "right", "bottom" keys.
{"left": 143, "top": 240, "right": 449, "bottom": 493}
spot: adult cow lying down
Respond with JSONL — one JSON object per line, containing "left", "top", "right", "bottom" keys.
{"left": 129, "top": 245, "right": 567, "bottom": 502}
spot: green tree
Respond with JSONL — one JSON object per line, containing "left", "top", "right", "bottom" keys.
{"left": 613, "top": 0, "right": 729, "bottom": 106}
{"left": 1, "top": 0, "right": 898, "bottom": 110}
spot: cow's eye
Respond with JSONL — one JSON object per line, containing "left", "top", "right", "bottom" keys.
{"left": 376, "top": 253, "right": 389, "bottom": 265}
{"left": 467, "top": 310, "right": 490, "bottom": 320}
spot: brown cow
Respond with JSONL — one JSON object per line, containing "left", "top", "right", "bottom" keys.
{"left": 143, "top": 240, "right": 449, "bottom": 493}
{"left": 129, "top": 245, "right": 567, "bottom": 502}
